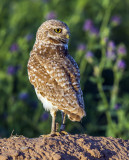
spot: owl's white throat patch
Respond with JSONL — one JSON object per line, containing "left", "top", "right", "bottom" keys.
{"left": 37, "top": 40, "right": 68, "bottom": 49}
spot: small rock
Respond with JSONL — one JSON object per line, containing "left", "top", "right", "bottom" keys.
{"left": 53, "top": 153, "right": 61, "bottom": 160}
{"left": 20, "top": 146, "right": 29, "bottom": 152}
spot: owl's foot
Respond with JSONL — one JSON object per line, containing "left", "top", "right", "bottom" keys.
{"left": 60, "top": 130, "right": 69, "bottom": 135}
{"left": 40, "top": 132, "right": 61, "bottom": 137}
{"left": 40, "top": 131, "right": 68, "bottom": 137}
{"left": 51, "top": 131, "right": 69, "bottom": 136}
{"left": 50, "top": 132, "right": 61, "bottom": 137}
{"left": 60, "top": 124, "right": 68, "bottom": 135}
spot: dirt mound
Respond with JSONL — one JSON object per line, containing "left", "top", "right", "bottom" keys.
{"left": 0, "top": 134, "right": 129, "bottom": 160}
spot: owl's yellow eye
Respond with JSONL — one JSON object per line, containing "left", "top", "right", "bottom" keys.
{"left": 54, "top": 28, "right": 62, "bottom": 33}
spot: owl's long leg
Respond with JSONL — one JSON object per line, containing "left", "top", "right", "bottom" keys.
{"left": 60, "top": 112, "right": 66, "bottom": 131}
{"left": 50, "top": 110, "right": 56, "bottom": 134}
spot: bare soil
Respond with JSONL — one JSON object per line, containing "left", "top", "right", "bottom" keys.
{"left": 0, "top": 134, "right": 129, "bottom": 160}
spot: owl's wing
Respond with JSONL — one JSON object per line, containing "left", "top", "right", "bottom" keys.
{"left": 28, "top": 50, "right": 86, "bottom": 121}
{"left": 35, "top": 52, "right": 85, "bottom": 109}
{"left": 65, "top": 54, "right": 85, "bottom": 109}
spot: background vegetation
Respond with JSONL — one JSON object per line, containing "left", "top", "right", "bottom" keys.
{"left": 0, "top": 0, "right": 129, "bottom": 139}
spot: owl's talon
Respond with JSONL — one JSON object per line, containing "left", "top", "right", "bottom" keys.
{"left": 50, "top": 132, "right": 61, "bottom": 137}
{"left": 60, "top": 131, "right": 69, "bottom": 135}
{"left": 40, "top": 132, "right": 61, "bottom": 137}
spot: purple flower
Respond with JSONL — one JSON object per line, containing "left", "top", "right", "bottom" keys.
{"left": 45, "top": 11, "right": 57, "bottom": 20}
{"left": 108, "top": 41, "right": 116, "bottom": 50}
{"left": 83, "top": 19, "right": 99, "bottom": 37}
{"left": 111, "top": 15, "right": 121, "bottom": 26}
{"left": 83, "top": 19, "right": 93, "bottom": 31}
{"left": 90, "top": 27, "right": 99, "bottom": 36}
{"left": 10, "top": 43, "right": 19, "bottom": 52}
{"left": 106, "top": 50, "right": 116, "bottom": 60}
{"left": 106, "top": 41, "right": 116, "bottom": 59}
{"left": 19, "top": 92, "right": 29, "bottom": 100}
{"left": 85, "top": 51, "right": 93, "bottom": 58}
{"left": 7, "top": 66, "right": 17, "bottom": 75}
{"left": 117, "top": 45, "right": 127, "bottom": 55}
{"left": 85, "top": 51, "right": 94, "bottom": 63}
{"left": 117, "top": 60, "right": 126, "bottom": 69}
{"left": 114, "top": 104, "right": 121, "bottom": 110}
{"left": 25, "top": 34, "right": 33, "bottom": 41}
{"left": 40, "top": 112, "right": 49, "bottom": 121}
{"left": 7, "top": 65, "right": 21, "bottom": 75}
{"left": 77, "top": 44, "right": 86, "bottom": 51}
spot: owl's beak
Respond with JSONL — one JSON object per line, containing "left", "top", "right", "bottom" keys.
{"left": 66, "top": 34, "right": 70, "bottom": 39}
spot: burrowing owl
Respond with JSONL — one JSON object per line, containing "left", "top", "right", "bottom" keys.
{"left": 27, "top": 20, "right": 86, "bottom": 134}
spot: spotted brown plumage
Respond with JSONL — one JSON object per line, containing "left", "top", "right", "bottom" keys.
{"left": 27, "top": 19, "right": 86, "bottom": 134}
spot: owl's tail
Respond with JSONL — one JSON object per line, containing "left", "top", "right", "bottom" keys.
{"left": 63, "top": 107, "right": 86, "bottom": 122}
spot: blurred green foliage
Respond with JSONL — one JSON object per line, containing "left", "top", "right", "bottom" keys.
{"left": 0, "top": 0, "right": 129, "bottom": 139}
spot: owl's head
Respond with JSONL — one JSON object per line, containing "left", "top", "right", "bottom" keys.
{"left": 36, "top": 19, "right": 70, "bottom": 46}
